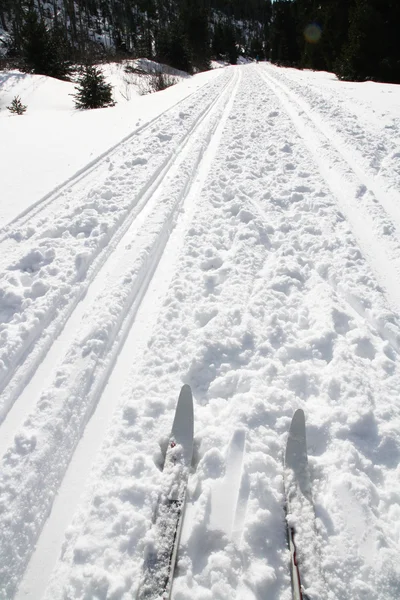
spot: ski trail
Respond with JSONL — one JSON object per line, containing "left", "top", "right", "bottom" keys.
{"left": 0, "top": 69, "right": 236, "bottom": 458}
{"left": 0, "top": 73, "right": 222, "bottom": 238}
{"left": 4, "top": 65, "right": 400, "bottom": 600}
{"left": 258, "top": 68, "right": 400, "bottom": 315}
{"left": 0, "top": 70, "right": 234, "bottom": 427}
{"left": 40, "top": 66, "right": 295, "bottom": 600}
{"left": 11, "top": 70, "right": 241, "bottom": 600}
{"left": 263, "top": 65, "right": 400, "bottom": 195}
{"left": 238, "top": 163, "right": 400, "bottom": 357}
{"left": 261, "top": 65, "right": 400, "bottom": 228}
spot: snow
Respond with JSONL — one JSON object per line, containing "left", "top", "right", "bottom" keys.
{"left": 1, "top": 61, "right": 400, "bottom": 600}
{"left": 0, "top": 62, "right": 220, "bottom": 226}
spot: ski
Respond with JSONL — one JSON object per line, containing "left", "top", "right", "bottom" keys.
{"left": 284, "top": 409, "right": 313, "bottom": 600}
{"left": 138, "top": 384, "right": 194, "bottom": 600}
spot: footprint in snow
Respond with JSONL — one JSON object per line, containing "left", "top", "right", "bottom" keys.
{"left": 354, "top": 337, "right": 377, "bottom": 360}
{"left": 200, "top": 254, "right": 223, "bottom": 271}
{"left": 158, "top": 132, "right": 172, "bottom": 142}
{"left": 280, "top": 143, "right": 293, "bottom": 153}
{"left": 332, "top": 309, "right": 352, "bottom": 335}
{"left": 195, "top": 308, "right": 218, "bottom": 328}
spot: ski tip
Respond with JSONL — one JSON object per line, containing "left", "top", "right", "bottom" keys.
{"left": 289, "top": 408, "right": 305, "bottom": 431}
{"left": 175, "top": 384, "right": 193, "bottom": 418}
{"left": 180, "top": 384, "right": 192, "bottom": 397}
{"left": 177, "top": 385, "right": 193, "bottom": 416}
{"left": 171, "top": 385, "right": 194, "bottom": 461}
{"left": 285, "top": 409, "right": 307, "bottom": 469}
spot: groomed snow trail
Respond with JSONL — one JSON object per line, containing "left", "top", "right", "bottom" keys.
{"left": 0, "top": 66, "right": 238, "bottom": 598}
{"left": 1, "top": 64, "right": 400, "bottom": 600}
{"left": 0, "top": 68, "right": 233, "bottom": 424}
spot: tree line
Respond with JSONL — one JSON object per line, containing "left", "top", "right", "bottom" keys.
{"left": 0, "top": 0, "right": 265, "bottom": 76}
{"left": 1, "top": 0, "right": 399, "bottom": 84}
{"left": 270, "top": 0, "right": 400, "bottom": 84}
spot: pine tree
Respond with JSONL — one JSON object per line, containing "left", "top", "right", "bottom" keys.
{"left": 73, "top": 66, "right": 115, "bottom": 109}
{"left": 7, "top": 95, "right": 27, "bottom": 115}
{"left": 224, "top": 21, "right": 238, "bottom": 65}
{"left": 292, "top": 0, "right": 351, "bottom": 72}
{"left": 4, "top": 0, "right": 398, "bottom": 83}
{"left": 249, "top": 35, "right": 264, "bottom": 60}
{"left": 20, "top": 9, "right": 50, "bottom": 74}
{"left": 156, "top": 22, "right": 193, "bottom": 73}
{"left": 20, "top": 9, "right": 72, "bottom": 80}
{"left": 270, "top": 0, "right": 299, "bottom": 66}
{"left": 335, "top": 0, "right": 400, "bottom": 83}
{"left": 180, "top": 1, "right": 211, "bottom": 72}
{"left": 211, "top": 22, "right": 226, "bottom": 60}
{"left": 211, "top": 20, "right": 238, "bottom": 64}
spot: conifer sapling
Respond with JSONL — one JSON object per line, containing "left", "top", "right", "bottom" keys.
{"left": 73, "top": 66, "right": 115, "bottom": 110}
{"left": 7, "top": 96, "right": 27, "bottom": 115}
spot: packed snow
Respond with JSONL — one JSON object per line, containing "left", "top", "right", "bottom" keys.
{"left": 0, "top": 60, "right": 219, "bottom": 225}
{"left": 1, "top": 62, "right": 400, "bottom": 600}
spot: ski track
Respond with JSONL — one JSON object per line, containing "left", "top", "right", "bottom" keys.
{"left": 258, "top": 67, "right": 400, "bottom": 316}
{"left": 0, "top": 71, "right": 220, "bottom": 238}
{"left": 262, "top": 65, "right": 400, "bottom": 196}
{"left": 0, "top": 68, "right": 233, "bottom": 424}
{"left": 1, "top": 64, "right": 400, "bottom": 600}
{"left": 0, "top": 68, "right": 238, "bottom": 599}
{"left": 12, "top": 68, "right": 242, "bottom": 600}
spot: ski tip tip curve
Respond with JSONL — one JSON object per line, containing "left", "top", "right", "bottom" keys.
{"left": 171, "top": 385, "right": 194, "bottom": 458}
{"left": 289, "top": 408, "right": 306, "bottom": 431}
{"left": 177, "top": 384, "right": 193, "bottom": 415}
{"left": 180, "top": 383, "right": 192, "bottom": 397}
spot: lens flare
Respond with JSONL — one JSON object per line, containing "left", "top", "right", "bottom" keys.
{"left": 304, "top": 23, "right": 322, "bottom": 44}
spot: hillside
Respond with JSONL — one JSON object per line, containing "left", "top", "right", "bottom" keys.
{"left": 1, "top": 1, "right": 400, "bottom": 82}
{"left": 0, "top": 0, "right": 269, "bottom": 73}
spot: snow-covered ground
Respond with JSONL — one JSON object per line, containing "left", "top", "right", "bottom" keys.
{"left": 1, "top": 62, "right": 400, "bottom": 600}
{"left": 0, "top": 60, "right": 217, "bottom": 226}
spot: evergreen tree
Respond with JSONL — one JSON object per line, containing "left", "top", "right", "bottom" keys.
{"left": 48, "top": 24, "right": 73, "bottom": 79}
{"left": 136, "top": 14, "right": 153, "bottom": 59}
{"left": 224, "top": 21, "right": 238, "bottom": 65}
{"left": 211, "top": 22, "right": 226, "bottom": 60}
{"left": 20, "top": 9, "right": 50, "bottom": 74}
{"left": 336, "top": 0, "right": 400, "bottom": 83}
{"left": 211, "top": 20, "right": 237, "bottom": 64}
{"left": 293, "top": 0, "right": 351, "bottom": 72}
{"left": 7, "top": 95, "right": 27, "bottom": 115}
{"left": 73, "top": 65, "right": 115, "bottom": 109}
{"left": 249, "top": 35, "right": 264, "bottom": 60}
{"left": 20, "top": 9, "right": 72, "bottom": 80}
{"left": 156, "top": 21, "right": 192, "bottom": 73}
{"left": 180, "top": 2, "right": 211, "bottom": 71}
{"left": 270, "top": 0, "right": 299, "bottom": 66}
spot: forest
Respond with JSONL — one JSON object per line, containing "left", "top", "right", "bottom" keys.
{"left": 0, "top": 0, "right": 399, "bottom": 84}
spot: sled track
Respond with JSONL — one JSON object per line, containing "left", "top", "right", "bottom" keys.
{"left": 258, "top": 67, "right": 400, "bottom": 315}
{"left": 0, "top": 68, "right": 241, "bottom": 600}
{"left": 0, "top": 70, "right": 235, "bottom": 426}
